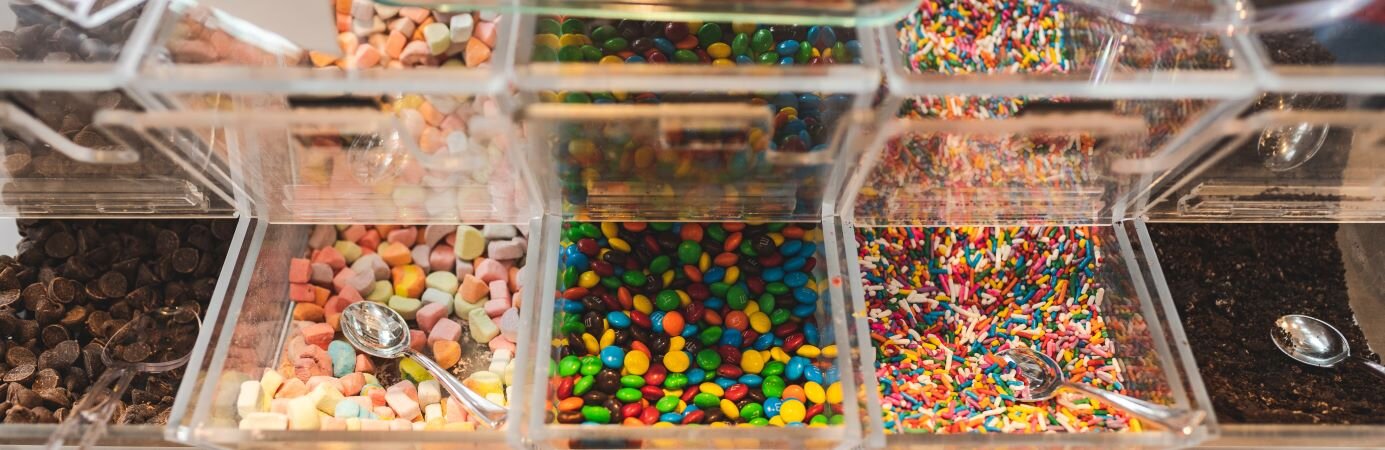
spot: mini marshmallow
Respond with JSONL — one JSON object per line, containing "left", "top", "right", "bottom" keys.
{"left": 426, "top": 271, "right": 460, "bottom": 294}
{"left": 237, "top": 380, "right": 263, "bottom": 418}
{"left": 310, "top": 263, "right": 335, "bottom": 286}
{"left": 424, "top": 402, "right": 444, "bottom": 422}
{"left": 422, "top": 22, "right": 450, "bottom": 55}
{"left": 430, "top": 245, "right": 455, "bottom": 271}
{"left": 468, "top": 307, "right": 500, "bottom": 343}
{"left": 429, "top": 318, "right": 463, "bottom": 345}
{"left": 351, "top": 253, "right": 390, "bottom": 281}
{"left": 411, "top": 244, "right": 432, "bottom": 271}
{"left": 482, "top": 224, "right": 516, "bottom": 240}
{"left": 449, "top": 14, "right": 473, "bottom": 43}
{"left": 453, "top": 292, "right": 484, "bottom": 317}
{"left": 260, "top": 368, "right": 285, "bottom": 406}
{"left": 483, "top": 297, "right": 508, "bottom": 318}
{"left": 458, "top": 274, "right": 488, "bottom": 303}
{"left": 334, "top": 240, "right": 363, "bottom": 264}
{"left": 388, "top": 295, "right": 423, "bottom": 320}
{"left": 286, "top": 396, "right": 320, "bottom": 430}
{"left": 289, "top": 259, "right": 311, "bottom": 284}
{"left": 416, "top": 301, "right": 450, "bottom": 333}
{"left": 488, "top": 238, "right": 525, "bottom": 261}
{"left": 464, "top": 371, "right": 504, "bottom": 397}
{"left": 497, "top": 307, "right": 520, "bottom": 343}
{"left": 385, "top": 391, "right": 420, "bottom": 421}
{"left": 454, "top": 225, "right": 485, "bottom": 259}
{"left": 418, "top": 380, "right": 441, "bottom": 405}
{"left": 239, "top": 412, "right": 289, "bottom": 430}
{"left": 421, "top": 287, "right": 453, "bottom": 309}
{"left": 313, "top": 383, "right": 344, "bottom": 414}
{"left": 309, "top": 225, "right": 336, "bottom": 249}
{"left": 455, "top": 259, "right": 474, "bottom": 277}
{"left": 474, "top": 258, "right": 506, "bottom": 283}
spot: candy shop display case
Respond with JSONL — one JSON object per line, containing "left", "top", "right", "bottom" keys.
{"left": 515, "top": 97, "right": 872, "bottom": 448}
{"left": 833, "top": 98, "right": 1229, "bottom": 448}
{"left": 1241, "top": 0, "right": 1385, "bottom": 93}
{"left": 133, "top": 0, "right": 512, "bottom": 95}
{"left": 0, "top": 215, "right": 257, "bottom": 447}
{"left": 0, "top": 0, "right": 164, "bottom": 91}
{"left": 1141, "top": 93, "right": 1385, "bottom": 222}
{"left": 382, "top": 0, "right": 915, "bottom": 28}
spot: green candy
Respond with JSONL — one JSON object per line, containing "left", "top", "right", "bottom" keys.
{"left": 620, "top": 375, "right": 646, "bottom": 388}
{"left": 749, "top": 417, "right": 769, "bottom": 426}
{"left": 602, "top": 37, "right": 629, "bottom": 53}
{"left": 830, "top": 41, "right": 847, "bottom": 61}
{"left": 560, "top": 315, "right": 584, "bottom": 334}
{"left": 580, "top": 44, "right": 603, "bottom": 61}
{"left": 758, "top": 293, "right": 776, "bottom": 313}
{"left": 562, "top": 226, "right": 581, "bottom": 242}
{"left": 740, "top": 403, "right": 764, "bottom": 420}
{"left": 707, "top": 224, "right": 727, "bottom": 241}
{"left": 829, "top": 415, "right": 846, "bottom": 424}
{"left": 766, "top": 282, "right": 790, "bottom": 295}
{"left": 655, "top": 290, "right": 681, "bottom": 311}
{"left": 574, "top": 375, "right": 595, "bottom": 395}
{"left": 810, "top": 415, "right": 828, "bottom": 425}
{"left": 730, "top": 33, "right": 750, "bottom": 56}
{"left": 751, "top": 29, "right": 774, "bottom": 53}
{"left": 762, "top": 361, "right": 785, "bottom": 376}
{"left": 558, "top": 356, "right": 581, "bottom": 376}
{"left": 651, "top": 222, "right": 673, "bottom": 231}
{"left": 709, "top": 282, "right": 730, "bottom": 298}
{"left": 591, "top": 92, "right": 617, "bottom": 103}
{"left": 537, "top": 18, "right": 562, "bottom": 35}
{"left": 796, "top": 40, "right": 812, "bottom": 64}
{"left": 622, "top": 270, "right": 647, "bottom": 287}
{"left": 762, "top": 375, "right": 786, "bottom": 398}
{"left": 563, "top": 92, "right": 592, "bottom": 104}
{"left": 755, "top": 51, "right": 778, "bottom": 64}
{"left": 560, "top": 18, "right": 585, "bottom": 35}
{"left": 696, "top": 23, "right": 722, "bottom": 47}
{"left": 698, "top": 326, "right": 723, "bottom": 345}
{"left": 560, "top": 266, "right": 578, "bottom": 290}
{"left": 726, "top": 285, "right": 749, "bottom": 309}
{"left": 695, "top": 349, "right": 721, "bottom": 371}
{"left": 767, "top": 223, "right": 786, "bottom": 232}
{"left": 664, "top": 373, "right": 689, "bottom": 389}
{"left": 677, "top": 241, "right": 702, "bottom": 264}
{"left": 739, "top": 240, "right": 757, "bottom": 256}
{"left": 769, "top": 308, "right": 791, "bottom": 325}
{"left": 590, "top": 25, "right": 617, "bottom": 43}
{"left": 532, "top": 45, "right": 557, "bottom": 61}
{"left": 600, "top": 276, "right": 622, "bottom": 290}
{"left": 557, "top": 45, "right": 584, "bottom": 62}
{"left": 649, "top": 255, "right": 671, "bottom": 275}
{"left": 693, "top": 392, "right": 720, "bottom": 409}
{"left": 578, "top": 222, "right": 602, "bottom": 239}
{"left": 616, "top": 388, "right": 643, "bottom": 403}
{"left": 581, "top": 405, "right": 611, "bottom": 423}
{"left": 672, "top": 49, "right": 700, "bottom": 63}
{"left": 656, "top": 396, "right": 680, "bottom": 413}
{"left": 579, "top": 356, "right": 602, "bottom": 376}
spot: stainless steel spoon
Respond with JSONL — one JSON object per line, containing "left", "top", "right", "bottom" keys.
{"left": 1258, "top": 122, "right": 1329, "bottom": 172}
{"left": 339, "top": 301, "right": 507, "bottom": 429}
{"left": 999, "top": 347, "right": 1206, "bottom": 435}
{"left": 46, "top": 306, "right": 201, "bottom": 449}
{"left": 1273, "top": 314, "right": 1385, "bottom": 380}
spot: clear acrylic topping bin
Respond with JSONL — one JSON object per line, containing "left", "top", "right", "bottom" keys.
{"left": 379, "top": 0, "right": 916, "bottom": 28}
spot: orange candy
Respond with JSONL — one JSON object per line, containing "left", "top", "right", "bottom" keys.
{"left": 724, "top": 311, "right": 749, "bottom": 331}
{"left": 680, "top": 223, "right": 703, "bottom": 242}
{"left": 558, "top": 397, "right": 584, "bottom": 412}
{"left": 662, "top": 311, "right": 684, "bottom": 337}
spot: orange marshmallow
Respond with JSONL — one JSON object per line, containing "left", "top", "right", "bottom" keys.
{"left": 391, "top": 265, "right": 426, "bottom": 298}
{"left": 379, "top": 242, "right": 413, "bottom": 267}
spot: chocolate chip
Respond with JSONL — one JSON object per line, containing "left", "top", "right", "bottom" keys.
{"left": 48, "top": 278, "right": 79, "bottom": 304}
{"left": 0, "top": 289, "right": 18, "bottom": 308}
{"left": 31, "top": 369, "right": 59, "bottom": 391}
{"left": 35, "top": 388, "right": 69, "bottom": 407}
{"left": 37, "top": 340, "right": 78, "bottom": 370}
{"left": 43, "top": 232, "right": 76, "bottom": 259}
{"left": 40, "top": 325, "right": 68, "bottom": 349}
{"left": 2, "top": 365, "right": 34, "bottom": 383}
{"left": 20, "top": 283, "right": 48, "bottom": 311}
{"left": 98, "top": 272, "right": 128, "bottom": 298}
{"left": 6, "top": 347, "right": 35, "bottom": 367}
{"left": 171, "top": 248, "right": 199, "bottom": 274}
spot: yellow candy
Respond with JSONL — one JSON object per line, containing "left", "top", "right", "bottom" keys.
{"left": 796, "top": 345, "right": 821, "bottom": 359}
{"left": 707, "top": 43, "right": 731, "bottom": 59}
{"left": 779, "top": 399, "right": 806, "bottom": 423}
{"left": 825, "top": 382, "right": 843, "bottom": 404}
{"left": 731, "top": 22, "right": 756, "bottom": 34}
{"left": 768, "top": 232, "right": 784, "bottom": 246}
{"left": 535, "top": 33, "right": 561, "bottom": 49}
{"left": 633, "top": 295, "right": 654, "bottom": 314}
{"left": 663, "top": 389, "right": 683, "bottom": 398}
{"left": 609, "top": 238, "right": 631, "bottom": 252}
{"left": 599, "top": 328, "right": 615, "bottom": 347}
{"left": 712, "top": 58, "right": 735, "bottom": 67}
{"left": 698, "top": 252, "right": 711, "bottom": 272}
{"left": 601, "top": 222, "right": 619, "bottom": 238}
{"left": 769, "top": 347, "right": 790, "bottom": 363}
{"left": 744, "top": 301, "right": 759, "bottom": 316}
{"left": 599, "top": 55, "right": 624, "bottom": 64}
{"left": 663, "top": 350, "right": 691, "bottom": 372}
{"left": 581, "top": 333, "right": 599, "bottom": 354}
{"left": 720, "top": 399, "right": 740, "bottom": 419}
{"left": 677, "top": 290, "right": 691, "bottom": 305}
{"left": 804, "top": 382, "right": 826, "bottom": 404}
{"left": 699, "top": 383, "right": 724, "bottom": 397}
{"left": 724, "top": 266, "right": 740, "bottom": 285}
{"left": 749, "top": 312, "right": 771, "bottom": 334}
{"left": 768, "top": 416, "right": 786, "bottom": 426}
{"left": 740, "top": 350, "right": 765, "bottom": 373}
{"left": 669, "top": 336, "right": 686, "bottom": 352}
{"left": 625, "top": 351, "right": 650, "bottom": 375}
{"left": 400, "top": 357, "right": 432, "bottom": 382}
{"left": 578, "top": 271, "right": 600, "bottom": 288}
{"left": 821, "top": 345, "right": 838, "bottom": 359}
{"left": 662, "top": 270, "right": 675, "bottom": 287}
{"left": 559, "top": 34, "right": 590, "bottom": 47}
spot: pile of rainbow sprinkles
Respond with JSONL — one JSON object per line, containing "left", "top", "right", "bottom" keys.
{"left": 857, "top": 226, "right": 1138, "bottom": 434}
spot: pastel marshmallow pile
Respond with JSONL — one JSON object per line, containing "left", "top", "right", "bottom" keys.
{"left": 237, "top": 224, "right": 526, "bottom": 431}
{"left": 320, "top": 0, "right": 500, "bottom": 69}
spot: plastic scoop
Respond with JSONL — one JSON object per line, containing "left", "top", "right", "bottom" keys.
{"left": 339, "top": 301, "right": 508, "bottom": 429}
{"left": 45, "top": 306, "right": 202, "bottom": 449}
{"left": 1000, "top": 346, "right": 1206, "bottom": 435}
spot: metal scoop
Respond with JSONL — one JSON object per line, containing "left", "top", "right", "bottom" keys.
{"left": 999, "top": 347, "right": 1206, "bottom": 435}
{"left": 45, "top": 306, "right": 202, "bottom": 449}
{"left": 339, "top": 301, "right": 508, "bottom": 429}
{"left": 1258, "top": 122, "right": 1328, "bottom": 172}
{"left": 1272, "top": 314, "right": 1385, "bottom": 380}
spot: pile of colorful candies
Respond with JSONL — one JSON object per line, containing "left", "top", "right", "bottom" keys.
{"left": 857, "top": 226, "right": 1139, "bottom": 433}
{"left": 534, "top": 18, "right": 862, "bottom": 65}
{"left": 548, "top": 222, "right": 845, "bottom": 427}
{"left": 895, "top": 0, "right": 1069, "bottom": 118}
{"left": 236, "top": 224, "right": 526, "bottom": 431}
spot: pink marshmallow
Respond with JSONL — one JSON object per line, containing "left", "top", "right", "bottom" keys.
{"left": 338, "top": 285, "right": 364, "bottom": 304}
{"left": 387, "top": 228, "right": 418, "bottom": 246}
{"left": 484, "top": 297, "right": 509, "bottom": 318}
{"left": 301, "top": 323, "right": 335, "bottom": 350}
{"left": 277, "top": 378, "right": 308, "bottom": 398}
{"left": 409, "top": 330, "right": 427, "bottom": 353}
{"left": 428, "top": 318, "right": 462, "bottom": 345}
{"left": 388, "top": 380, "right": 418, "bottom": 400}
{"left": 487, "top": 239, "right": 525, "bottom": 261}
{"left": 321, "top": 417, "right": 347, "bottom": 430}
{"left": 270, "top": 398, "right": 292, "bottom": 413}
{"left": 310, "top": 263, "right": 335, "bottom": 286}
{"left": 306, "top": 376, "right": 343, "bottom": 394}
{"left": 411, "top": 244, "right": 431, "bottom": 271}
{"left": 430, "top": 245, "right": 454, "bottom": 271}
{"left": 289, "top": 283, "right": 315, "bottom": 303}
{"left": 455, "top": 260, "right": 473, "bottom": 278}
{"left": 390, "top": 418, "right": 413, "bottom": 431}
{"left": 423, "top": 225, "right": 452, "bottom": 247}
{"left": 487, "top": 280, "right": 509, "bottom": 307}
{"left": 289, "top": 258, "right": 311, "bottom": 283}
{"left": 475, "top": 258, "right": 506, "bottom": 283}
{"left": 333, "top": 267, "right": 374, "bottom": 295}
{"left": 472, "top": 20, "right": 497, "bottom": 48}
{"left": 365, "top": 386, "right": 387, "bottom": 406}
{"left": 313, "top": 246, "right": 346, "bottom": 270}
{"left": 415, "top": 302, "right": 449, "bottom": 334}
{"left": 356, "top": 354, "right": 375, "bottom": 374}
{"left": 340, "top": 372, "right": 366, "bottom": 396}
{"left": 488, "top": 335, "right": 516, "bottom": 353}
{"left": 444, "top": 397, "right": 468, "bottom": 423}
{"left": 371, "top": 406, "right": 395, "bottom": 422}
{"left": 342, "top": 225, "right": 367, "bottom": 243}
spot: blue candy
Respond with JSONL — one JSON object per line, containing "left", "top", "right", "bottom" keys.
{"left": 793, "top": 287, "right": 819, "bottom": 304}
{"left": 660, "top": 413, "right": 683, "bottom": 423}
{"left": 653, "top": 37, "right": 675, "bottom": 55}
{"left": 798, "top": 94, "right": 822, "bottom": 112}
{"left": 600, "top": 346, "right": 625, "bottom": 368}
{"left": 705, "top": 297, "right": 726, "bottom": 310}
{"left": 825, "top": 366, "right": 840, "bottom": 384}
{"left": 762, "top": 267, "right": 784, "bottom": 282}
{"left": 720, "top": 330, "right": 743, "bottom": 347}
{"left": 650, "top": 311, "right": 666, "bottom": 333}
{"left": 783, "top": 257, "right": 806, "bottom": 271}
{"left": 704, "top": 267, "right": 726, "bottom": 283}
{"left": 561, "top": 300, "right": 585, "bottom": 314}
{"left": 780, "top": 240, "right": 802, "bottom": 256}
{"left": 753, "top": 333, "right": 774, "bottom": 350}
{"left": 738, "top": 374, "right": 764, "bottom": 387}
{"left": 807, "top": 26, "right": 836, "bottom": 48}
{"left": 798, "top": 242, "right": 817, "bottom": 258}
{"left": 772, "top": 92, "right": 798, "bottom": 109}
{"left": 682, "top": 324, "right": 697, "bottom": 338}
{"left": 764, "top": 398, "right": 783, "bottom": 418}
{"left": 804, "top": 365, "right": 825, "bottom": 384}
{"left": 735, "top": 54, "right": 753, "bottom": 64}
{"left": 687, "top": 368, "right": 707, "bottom": 385}
{"left": 625, "top": 55, "right": 646, "bottom": 63}
{"left": 565, "top": 250, "right": 589, "bottom": 272}
{"left": 804, "top": 323, "right": 819, "bottom": 346}
{"left": 327, "top": 340, "right": 356, "bottom": 377}
{"left": 777, "top": 56, "right": 795, "bottom": 65}
{"left": 783, "top": 272, "right": 808, "bottom": 288}
{"left": 715, "top": 378, "right": 737, "bottom": 390}
{"left": 786, "top": 356, "right": 808, "bottom": 380}
{"left": 776, "top": 40, "right": 799, "bottom": 56}
{"left": 791, "top": 303, "right": 817, "bottom": 318}
{"left": 606, "top": 311, "right": 632, "bottom": 328}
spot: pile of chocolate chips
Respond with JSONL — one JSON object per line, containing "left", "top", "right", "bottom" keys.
{"left": 0, "top": 0, "right": 142, "bottom": 63}
{"left": 0, "top": 219, "right": 235, "bottom": 424}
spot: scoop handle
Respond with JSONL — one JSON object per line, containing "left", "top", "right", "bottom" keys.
{"left": 402, "top": 349, "right": 508, "bottom": 429}
{"left": 1063, "top": 381, "right": 1206, "bottom": 435}
{"left": 1356, "top": 357, "right": 1385, "bottom": 381}
{"left": 45, "top": 367, "right": 136, "bottom": 450}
